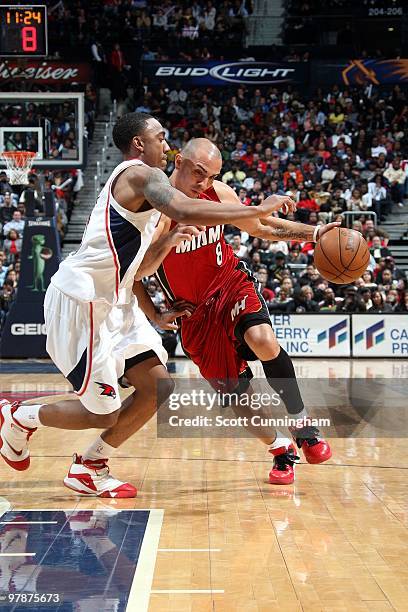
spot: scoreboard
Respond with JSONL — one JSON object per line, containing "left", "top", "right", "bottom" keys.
{"left": 0, "top": 5, "right": 47, "bottom": 56}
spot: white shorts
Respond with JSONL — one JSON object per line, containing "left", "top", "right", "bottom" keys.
{"left": 44, "top": 283, "right": 167, "bottom": 414}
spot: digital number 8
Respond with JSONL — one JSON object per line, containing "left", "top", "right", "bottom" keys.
{"left": 22, "top": 26, "right": 37, "bottom": 52}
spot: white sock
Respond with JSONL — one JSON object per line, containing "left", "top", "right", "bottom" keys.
{"left": 291, "top": 407, "right": 309, "bottom": 422}
{"left": 83, "top": 436, "right": 116, "bottom": 461}
{"left": 270, "top": 431, "right": 292, "bottom": 451}
{"left": 13, "top": 404, "right": 43, "bottom": 429}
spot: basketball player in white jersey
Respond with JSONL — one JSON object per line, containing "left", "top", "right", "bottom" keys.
{"left": 0, "top": 112, "right": 296, "bottom": 498}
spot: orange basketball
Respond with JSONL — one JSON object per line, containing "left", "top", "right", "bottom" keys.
{"left": 314, "top": 227, "right": 370, "bottom": 284}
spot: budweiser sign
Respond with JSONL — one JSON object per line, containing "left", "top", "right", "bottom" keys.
{"left": 0, "top": 61, "right": 91, "bottom": 84}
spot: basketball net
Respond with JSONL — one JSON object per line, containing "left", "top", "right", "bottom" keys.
{"left": 0, "top": 151, "right": 36, "bottom": 185}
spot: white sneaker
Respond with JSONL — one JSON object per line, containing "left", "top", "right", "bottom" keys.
{"left": 63, "top": 454, "right": 137, "bottom": 498}
{"left": 0, "top": 400, "right": 37, "bottom": 471}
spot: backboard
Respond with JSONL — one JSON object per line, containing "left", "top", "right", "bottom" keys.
{"left": 0, "top": 92, "right": 84, "bottom": 169}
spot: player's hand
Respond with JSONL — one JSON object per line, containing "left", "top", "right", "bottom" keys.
{"left": 256, "top": 195, "right": 297, "bottom": 217}
{"left": 172, "top": 300, "right": 196, "bottom": 315}
{"left": 169, "top": 224, "right": 204, "bottom": 248}
{"left": 155, "top": 301, "right": 196, "bottom": 330}
{"left": 315, "top": 221, "right": 342, "bottom": 240}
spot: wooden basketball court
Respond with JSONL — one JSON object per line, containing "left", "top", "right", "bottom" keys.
{"left": 0, "top": 358, "right": 407, "bottom": 611}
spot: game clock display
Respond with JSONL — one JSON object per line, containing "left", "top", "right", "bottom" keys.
{"left": 0, "top": 5, "right": 47, "bottom": 56}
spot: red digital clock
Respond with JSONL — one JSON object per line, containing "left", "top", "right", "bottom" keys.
{"left": 0, "top": 5, "right": 47, "bottom": 56}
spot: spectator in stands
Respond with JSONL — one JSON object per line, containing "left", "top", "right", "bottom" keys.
{"left": 385, "top": 288, "right": 399, "bottom": 309}
{"left": 346, "top": 188, "right": 366, "bottom": 211}
{"left": 3, "top": 229, "right": 22, "bottom": 264}
{"left": 0, "top": 250, "right": 8, "bottom": 286}
{"left": 377, "top": 268, "right": 397, "bottom": 292}
{"left": 319, "top": 287, "right": 340, "bottom": 312}
{"left": 359, "top": 287, "right": 373, "bottom": 310}
{"left": 222, "top": 163, "right": 246, "bottom": 186}
{"left": 256, "top": 267, "right": 275, "bottom": 304}
{"left": 0, "top": 172, "right": 12, "bottom": 196}
{"left": 269, "top": 251, "right": 289, "bottom": 283}
{"left": 250, "top": 251, "right": 262, "bottom": 273}
{"left": 368, "top": 175, "right": 390, "bottom": 221}
{"left": 3, "top": 210, "right": 25, "bottom": 238}
{"left": 0, "top": 279, "right": 15, "bottom": 331}
{"left": 370, "top": 236, "right": 392, "bottom": 261}
{"left": 4, "top": 269, "right": 17, "bottom": 290}
{"left": 368, "top": 290, "right": 393, "bottom": 313}
{"left": 287, "top": 243, "right": 308, "bottom": 266}
{"left": 384, "top": 158, "right": 405, "bottom": 207}
{"left": 19, "top": 178, "right": 42, "bottom": 215}
{"left": 363, "top": 219, "right": 389, "bottom": 245}
{"left": 287, "top": 285, "right": 319, "bottom": 313}
{"left": 361, "top": 270, "right": 377, "bottom": 290}
{"left": 394, "top": 290, "right": 408, "bottom": 312}
{"left": 278, "top": 276, "right": 295, "bottom": 299}
{"left": 383, "top": 256, "right": 405, "bottom": 281}
{"left": 336, "top": 286, "right": 366, "bottom": 312}
{"left": 0, "top": 191, "right": 17, "bottom": 228}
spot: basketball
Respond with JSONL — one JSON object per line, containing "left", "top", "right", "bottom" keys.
{"left": 314, "top": 227, "right": 370, "bottom": 284}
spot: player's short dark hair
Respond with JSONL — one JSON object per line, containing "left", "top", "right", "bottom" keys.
{"left": 112, "top": 112, "right": 154, "bottom": 153}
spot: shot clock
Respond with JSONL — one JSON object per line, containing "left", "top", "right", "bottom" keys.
{"left": 0, "top": 5, "right": 47, "bottom": 56}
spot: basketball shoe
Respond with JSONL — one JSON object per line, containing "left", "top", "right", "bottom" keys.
{"left": 0, "top": 400, "right": 37, "bottom": 471}
{"left": 63, "top": 454, "right": 137, "bottom": 498}
{"left": 289, "top": 423, "right": 332, "bottom": 464}
{"left": 268, "top": 443, "right": 299, "bottom": 485}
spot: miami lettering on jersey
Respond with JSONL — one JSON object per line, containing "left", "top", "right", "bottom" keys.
{"left": 175, "top": 225, "right": 225, "bottom": 254}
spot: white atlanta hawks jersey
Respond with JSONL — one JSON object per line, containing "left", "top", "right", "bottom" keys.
{"left": 51, "top": 159, "right": 160, "bottom": 305}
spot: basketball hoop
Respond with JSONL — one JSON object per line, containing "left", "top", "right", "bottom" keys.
{"left": 0, "top": 151, "right": 36, "bottom": 185}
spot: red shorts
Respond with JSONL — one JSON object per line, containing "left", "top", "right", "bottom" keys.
{"left": 179, "top": 261, "right": 271, "bottom": 391}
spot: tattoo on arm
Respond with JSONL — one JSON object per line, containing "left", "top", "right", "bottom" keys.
{"left": 144, "top": 168, "right": 176, "bottom": 213}
{"left": 261, "top": 219, "right": 313, "bottom": 241}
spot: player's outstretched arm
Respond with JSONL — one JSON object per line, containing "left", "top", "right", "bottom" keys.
{"left": 141, "top": 168, "right": 295, "bottom": 225}
{"left": 212, "top": 181, "right": 339, "bottom": 242}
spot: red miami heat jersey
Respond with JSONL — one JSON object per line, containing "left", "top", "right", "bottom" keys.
{"left": 156, "top": 186, "right": 239, "bottom": 305}
{"left": 155, "top": 184, "right": 271, "bottom": 389}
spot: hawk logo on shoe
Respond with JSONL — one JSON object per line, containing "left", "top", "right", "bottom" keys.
{"left": 95, "top": 383, "right": 116, "bottom": 399}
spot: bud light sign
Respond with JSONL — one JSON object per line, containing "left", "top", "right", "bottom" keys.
{"left": 142, "top": 61, "right": 308, "bottom": 86}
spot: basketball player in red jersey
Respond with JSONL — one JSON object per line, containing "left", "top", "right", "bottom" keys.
{"left": 134, "top": 139, "right": 339, "bottom": 485}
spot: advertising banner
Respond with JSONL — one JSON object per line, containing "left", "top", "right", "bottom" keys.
{"left": 0, "top": 61, "right": 91, "bottom": 85}
{"left": 352, "top": 314, "right": 408, "bottom": 357}
{"left": 270, "top": 314, "right": 351, "bottom": 357}
{"left": 142, "top": 60, "right": 308, "bottom": 87}
{"left": 313, "top": 59, "right": 408, "bottom": 86}
{"left": 0, "top": 217, "right": 61, "bottom": 358}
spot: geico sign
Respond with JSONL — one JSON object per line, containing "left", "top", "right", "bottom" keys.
{"left": 155, "top": 63, "right": 295, "bottom": 84}
{"left": 11, "top": 323, "right": 47, "bottom": 335}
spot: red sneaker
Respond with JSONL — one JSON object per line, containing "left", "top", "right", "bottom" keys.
{"left": 0, "top": 400, "right": 37, "bottom": 471}
{"left": 268, "top": 443, "right": 299, "bottom": 485}
{"left": 289, "top": 425, "right": 332, "bottom": 464}
{"left": 63, "top": 454, "right": 137, "bottom": 498}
